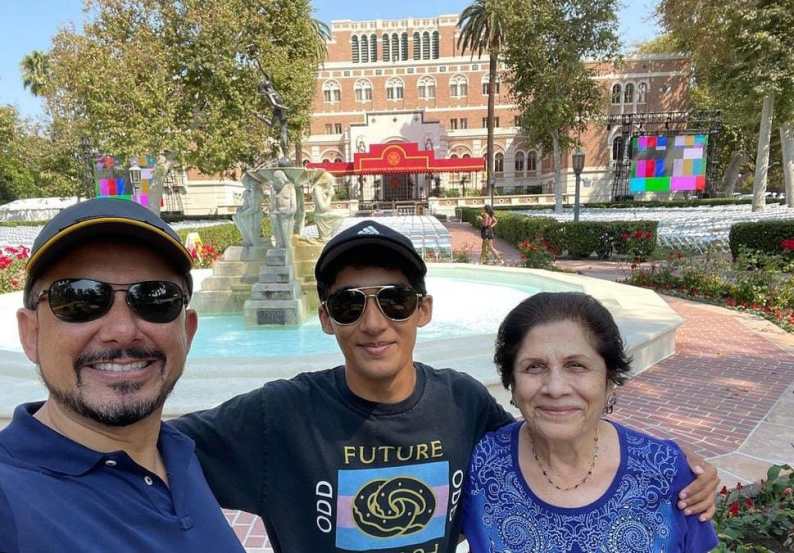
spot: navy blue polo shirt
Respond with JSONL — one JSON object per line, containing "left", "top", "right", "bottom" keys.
{"left": 0, "top": 402, "right": 245, "bottom": 553}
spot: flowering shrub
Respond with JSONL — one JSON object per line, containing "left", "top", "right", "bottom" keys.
{"left": 188, "top": 243, "right": 223, "bottom": 269}
{"left": 517, "top": 239, "right": 555, "bottom": 269}
{"left": 625, "top": 246, "right": 794, "bottom": 332}
{"left": 781, "top": 238, "right": 794, "bottom": 254}
{"left": 714, "top": 464, "right": 794, "bottom": 552}
{"left": 0, "top": 245, "right": 30, "bottom": 294}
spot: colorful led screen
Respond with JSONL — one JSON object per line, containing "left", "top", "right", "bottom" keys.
{"left": 94, "top": 155, "right": 157, "bottom": 207}
{"left": 629, "top": 134, "right": 708, "bottom": 193}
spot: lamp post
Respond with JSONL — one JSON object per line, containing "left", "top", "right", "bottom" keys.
{"left": 79, "top": 136, "right": 94, "bottom": 199}
{"left": 572, "top": 147, "right": 586, "bottom": 223}
{"left": 489, "top": 175, "right": 495, "bottom": 207}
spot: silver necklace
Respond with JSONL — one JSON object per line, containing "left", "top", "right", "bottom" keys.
{"left": 530, "top": 425, "right": 600, "bottom": 491}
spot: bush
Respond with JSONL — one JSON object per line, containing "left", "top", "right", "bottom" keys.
{"left": 176, "top": 219, "right": 272, "bottom": 268}
{"left": 460, "top": 209, "right": 658, "bottom": 260}
{"left": 729, "top": 219, "right": 794, "bottom": 259}
{"left": 0, "top": 246, "right": 30, "bottom": 294}
{"left": 517, "top": 239, "right": 555, "bottom": 269}
{"left": 714, "top": 465, "right": 794, "bottom": 552}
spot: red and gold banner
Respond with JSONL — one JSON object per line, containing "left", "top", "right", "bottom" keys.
{"left": 307, "top": 142, "right": 484, "bottom": 176}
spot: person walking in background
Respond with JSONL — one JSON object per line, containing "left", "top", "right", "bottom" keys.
{"left": 479, "top": 204, "right": 504, "bottom": 265}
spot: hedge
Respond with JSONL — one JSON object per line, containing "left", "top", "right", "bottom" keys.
{"left": 176, "top": 219, "right": 272, "bottom": 254}
{"left": 500, "top": 198, "right": 784, "bottom": 212}
{"left": 729, "top": 219, "right": 794, "bottom": 259}
{"left": 459, "top": 207, "right": 658, "bottom": 259}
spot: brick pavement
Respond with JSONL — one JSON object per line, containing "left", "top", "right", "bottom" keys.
{"left": 225, "top": 221, "right": 794, "bottom": 551}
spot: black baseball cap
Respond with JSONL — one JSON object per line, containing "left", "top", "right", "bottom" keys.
{"left": 314, "top": 220, "right": 427, "bottom": 284}
{"left": 24, "top": 197, "right": 193, "bottom": 308}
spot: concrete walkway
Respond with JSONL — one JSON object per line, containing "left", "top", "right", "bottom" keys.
{"left": 230, "top": 222, "right": 794, "bottom": 550}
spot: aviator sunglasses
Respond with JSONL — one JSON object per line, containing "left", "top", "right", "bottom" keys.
{"left": 34, "top": 278, "right": 188, "bottom": 324}
{"left": 322, "top": 285, "right": 424, "bottom": 325}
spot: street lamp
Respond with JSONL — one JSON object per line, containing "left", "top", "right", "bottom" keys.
{"left": 79, "top": 136, "right": 94, "bottom": 199}
{"left": 572, "top": 147, "right": 586, "bottom": 222}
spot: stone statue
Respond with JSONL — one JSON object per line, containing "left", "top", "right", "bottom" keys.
{"left": 233, "top": 171, "right": 265, "bottom": 247}
{"left": 259, "top": 74, "right": 290, "bottom": 161}
{"left": 269, "top": 169, "right": 297, "bottom": 249}
{"left": 311, "top": 172, "right": 344, "bottom": 242}
{"left": 356, "top": 136, "right": 367, "bottom": 153}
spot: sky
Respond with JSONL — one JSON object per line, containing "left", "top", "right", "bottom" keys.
{"left": 0, "top": 0, "right": 661, "bottom": 120}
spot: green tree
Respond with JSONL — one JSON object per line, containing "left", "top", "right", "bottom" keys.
{"left": 39, "top": 0, "right": 326, "bottom": 175}
{"left": 457, "top": 0, "right": 509, "bottom": 201}
{"left": 503, "top": 0, "right": 620, "bottom": 212}
{"left": 658, "top": 0, "right": 794, "bottom": 210}
{"left": 20, "top": 50, "right": 50, "bottom": 97}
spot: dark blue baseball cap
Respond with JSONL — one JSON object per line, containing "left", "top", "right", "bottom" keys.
{"left": 24, "top": 197, "right": 193, "bottom": 308}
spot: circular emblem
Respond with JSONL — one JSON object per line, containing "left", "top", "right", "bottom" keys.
{"left": 387, "top": 150, "right": 402, "bottom": 166}
{"left": 352, "top": 477, "right": 436, "bottom": 537}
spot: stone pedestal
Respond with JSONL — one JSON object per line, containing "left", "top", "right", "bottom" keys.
{"left": 243, "top": 248, "right": 305, "bottom": 325}
{"left": 190, "top": 246, "right": 267, "bottom": 314}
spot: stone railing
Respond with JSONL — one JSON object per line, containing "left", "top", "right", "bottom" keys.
{"left": 428, "top": 194, "right": 576, "bottom": 217}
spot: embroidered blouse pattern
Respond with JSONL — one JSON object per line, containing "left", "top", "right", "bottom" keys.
{"left": 466, "top": 423, "right": 684, "bottom": 553}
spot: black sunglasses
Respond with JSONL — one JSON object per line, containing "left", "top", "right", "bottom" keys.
{"left": 322, "top": 285, "right": 423, "bottom": 326}
{"left": 35, "top": 278, "right": 188, "bottom": 324}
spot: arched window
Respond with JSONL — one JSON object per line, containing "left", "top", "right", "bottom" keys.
{"left": 494, "top": 152, "right": 505, "bottom": 173}
{"left": 370, "top": 34, "right": 377, "bottom": 62}
{"left": 612, "top": 136, "right": 624, "bottom": 161}
{"left": 413, "top": 32, "right": 421, "bottom": 60}
{"left": 527, "top": 151, "right": 537, "bottom": 172}
{"left": 401, "top": 33, "right": 408, "bottom": 60}
{"left": 322, "top": 80, "right": 341, "bottom": 103}
{"left": 482, "top": 75, "right": 500, "bottom": 95}
{"left": 391, "top": 34, "right": 399, "bottom": 62}
{"left": 611, "top": 83, "right": 622, "bottom": 105}
{"left": 422, "top": 31, "right": 430, "bottom": 59}
{"left": 624, "top": 83, "right": 634, "bottom": 104}
{"left": 638, "top": 82, "right": 648, "bottom": 104}
{"left": 335, "top": 157, "right": 343, "bottom": 163}
{"left": 449, "top": 74, "right": 468, "bottom": 98}
{"left": 360, "top": 35, "right": 369, "bottom": 63}
{"left": 432, "top": 31, "right": 439, "bottom": 59}
{"left": 351, "top": 36, "right": 359, "bottom": 64}
{"left": 354, "top": 79, "right": 372, "bottom": 102}
{"left": 386, "top": 77, "right": 404, "bottom": 100}
{"left": 382, "top": 34, "right": 390, "bottom": 61}
{"left": 515, "top": 151, "right": 525, "bottom": 173}
{"left": 417, "top": 76, "right": 436, "bottom": 100}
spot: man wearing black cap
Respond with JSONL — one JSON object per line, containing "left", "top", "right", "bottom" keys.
{"left": 0, "top": 198, "right": 244, "bottom": 552}
{"left": 174, "top": 220, "right": 718, "bottom": 553}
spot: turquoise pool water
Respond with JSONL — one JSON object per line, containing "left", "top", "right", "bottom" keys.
{"left": 187, "top": 270, "right": 566, "bottom": 359}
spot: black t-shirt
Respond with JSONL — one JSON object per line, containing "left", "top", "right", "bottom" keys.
{"left": 173, "top": 363, "right": 513, "bottom": 553}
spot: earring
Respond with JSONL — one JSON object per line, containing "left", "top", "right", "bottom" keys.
{"left": 604, "top": 393, "right": 617, "bottom": 415}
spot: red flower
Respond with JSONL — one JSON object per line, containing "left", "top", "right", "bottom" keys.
{"left": 727, "top": 501, "right": 740, "bottom": 516}
{"left": 719, "top": 485, "right": 729, "bottom": 496}
{"left": 780, "top": 238, "right": 794, "bottom": 251}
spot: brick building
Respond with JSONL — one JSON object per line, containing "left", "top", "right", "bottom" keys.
{"left": 304, "top": 14, "right": 691, "bottom": 205}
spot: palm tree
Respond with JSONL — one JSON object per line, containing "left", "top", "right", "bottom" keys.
{"left": 20, "top": 50, "right": 50, "bottom": 97}
{"left": 457, "top": 0, "right": 507, "bottom": 202}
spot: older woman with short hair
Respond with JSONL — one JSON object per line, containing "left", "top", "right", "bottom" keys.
{"left": 463, "top": 292, "right": 718, "bottom": 552}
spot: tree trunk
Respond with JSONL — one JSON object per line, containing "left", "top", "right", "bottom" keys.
{"left": 722, "top": 151, "right": 747, "bottom": 196}
{"left": 781, "top": 123, "right": 794, "bottom": 208}
{"left": 752, "top": 94, "right": 775, "bottom": 212}
{"left": 551, "top": 130, "right": 563, "bottom": 213}
{"left": 486, "top": 51, "right": 497, "bottom": 203}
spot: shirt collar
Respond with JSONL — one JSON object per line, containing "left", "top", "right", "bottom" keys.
{"left": 0, "top": 402, "right": 195, "bottom": 477}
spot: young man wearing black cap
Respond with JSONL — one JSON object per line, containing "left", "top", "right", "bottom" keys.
{"left": 174, "top": 220, "right": 718, "bottom": 553}
{"left": 0, "top": 198, "right": 244, "bottom": 552}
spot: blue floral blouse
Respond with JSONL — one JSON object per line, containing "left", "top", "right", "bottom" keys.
{"left": 462, "top": 421, "right": 718, "bottom": 552}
